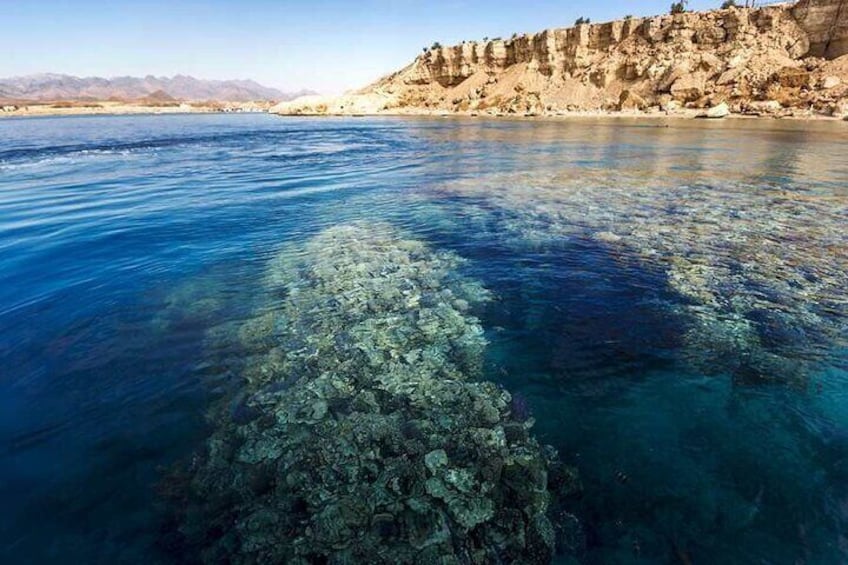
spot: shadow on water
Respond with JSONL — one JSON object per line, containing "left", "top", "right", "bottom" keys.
{"left": 444, "top": 235, "right": 848, "bottom": 563}
{"left": 342, "top": 120, "right": 848, "bottom": 560}
{"left": 0, "top": 309, "right": 211, "bottom": 562}
{"left": 458, "top": 235, "right": 683, "bottom": 387}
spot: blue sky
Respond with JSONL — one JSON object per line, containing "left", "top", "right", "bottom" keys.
{"left": 2, "top": 0, "right": 717, "bottom": 94}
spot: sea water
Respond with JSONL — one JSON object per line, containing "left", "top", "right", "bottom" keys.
{"left": 1, "top": 114, "right": 846, "bottom": 563}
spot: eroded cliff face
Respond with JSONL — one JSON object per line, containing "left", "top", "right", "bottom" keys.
{"left": 793, "top": 0, "right": 848, "bottom": 58}
{"left": 272, "top": 0, "right": 848, "bottom": 117}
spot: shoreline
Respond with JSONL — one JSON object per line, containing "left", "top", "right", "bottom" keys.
{"left": 269, "top": 104, "right": 848, "bottom": 123}
{"left": 0, "top": 101, "right": 273, "bottom": 119}
{"left": 267, "top": 108, "right": 848, "bottom": 122}
{"left": 3, "top": 106, "right": 846, "bottom": 122}
{"left": 264, "top": 1, "right": 848, "bottom": 127}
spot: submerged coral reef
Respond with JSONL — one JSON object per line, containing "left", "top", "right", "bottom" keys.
{"left": 165, "top": 223, "right": 580, "bottom": 563}
{"left": 431, "top": 169, "right": 848, "bottom": 386}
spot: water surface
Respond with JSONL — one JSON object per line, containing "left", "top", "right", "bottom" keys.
{"left": 1, "top": 114, "right": 847, "bottom": 563}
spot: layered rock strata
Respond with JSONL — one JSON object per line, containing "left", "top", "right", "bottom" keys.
{"left": 272, "top": 0, "right": 848, "bottom": 118}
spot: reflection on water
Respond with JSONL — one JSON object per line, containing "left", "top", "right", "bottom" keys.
{"left": 0, "top": 114, "right": 847, "bottom": 563}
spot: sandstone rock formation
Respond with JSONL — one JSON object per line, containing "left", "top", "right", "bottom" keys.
{"left": 793, "top": 0, "right": 848, "bottom": 58}
{"left": 272, "top": 0, "right": 848, "bottom": 118}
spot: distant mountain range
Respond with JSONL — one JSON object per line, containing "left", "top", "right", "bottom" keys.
{"left": 0, "top": 74, "right": 314, "bottom": 103}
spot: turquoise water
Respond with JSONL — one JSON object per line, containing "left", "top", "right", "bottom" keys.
{"left": 1, "top": 113, "right": 847, "bottom": 563}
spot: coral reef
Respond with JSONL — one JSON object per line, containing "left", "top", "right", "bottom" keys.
{"left": 431, "top": 169, "right": 847, "bottom": 386}
{"left": 150, "top": 275, "right": 227, "bottom": 333}
{"left": 164, "top": 223, "right": 580, "bottom": 563}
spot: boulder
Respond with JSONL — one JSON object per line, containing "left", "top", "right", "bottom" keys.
{"left": 695, "top": 24, "right": 727, "bottom": 45}
{"left": 670, "top": 74, "right": 705, "bottom": 102}
{"left": 618, "top": 89, "right": 647, "bottom": 110}
{"left": 698, "top": 53, "right": 725, "bottom": 72}
{"left": 659, "top": 65, "right": 688, "bottom": 92}
{"left": 660, "top": 96, "right": 682, "bottom": 112}
{"left": 822, "top": 76, "right": 842, "bottom": 89}
{"left": 745, "top": 100, "right": 783, "bottom": 115}
{"left": 775, "top": 67, "right": 811, "bottom": 88}
{"left": 717, "top": 66, "right": 745, "bottom": 86}
{"left": 704, "top": 101, "right": 730, "bottom": 118}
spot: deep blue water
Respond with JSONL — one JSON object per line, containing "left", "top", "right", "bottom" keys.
{"left": 1, "top": 113, "right": 847, "bottom": 563}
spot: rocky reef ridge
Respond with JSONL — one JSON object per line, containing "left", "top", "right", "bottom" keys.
{"left": 272, "top": 0, "right": 848, "bottom": 118}
{"left": 162, "top": 223, "right": 581, "bottom": 564}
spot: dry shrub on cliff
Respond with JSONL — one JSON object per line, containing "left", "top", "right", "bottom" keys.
{"left": 670, "top": 1, "right": 688, "bottom": 14}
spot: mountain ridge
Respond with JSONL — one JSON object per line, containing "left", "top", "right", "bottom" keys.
{"left": 0, "top": 73, "right": 315, "bottom": 103}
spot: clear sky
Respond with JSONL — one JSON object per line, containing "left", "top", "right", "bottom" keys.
{"left": 2, "top": 0, "right": 717, "bottom": 94}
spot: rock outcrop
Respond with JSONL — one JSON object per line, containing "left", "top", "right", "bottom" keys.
{"left": 272, "top": 0, "right": 848, "bottom": 118}
{"left": 793, "top": 0, "right": 848, "bottom": 58}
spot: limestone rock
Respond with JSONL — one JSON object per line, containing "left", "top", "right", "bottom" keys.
{"left": 822, "top": 75, "right": 841, "bottom": 89}
{"left": 660, "top": 96, "right": 682, "bottom": 112}
{"left": 271, "top": 0, "right": 848, "bottom": 118}
{"left": 671, "top": 74, "right": 705, "bottom": 102}
{"left": 705, "top": 101, "right": 730, "bottom": 118}
{"left": 776, "top": 66, "right": 812, "bottom": 88}
{"left": 745, "top": 100, "right": 783, "bottom": 115}
{"left": 618, "top": 89, "right": 647, "bottom": 111}
{"left": 793, "top": 0, "right": 848, "bottom": 59}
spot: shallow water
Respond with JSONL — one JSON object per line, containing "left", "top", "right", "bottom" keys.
{"left": 1, "top": 113, "right": 847, "bottom": 563}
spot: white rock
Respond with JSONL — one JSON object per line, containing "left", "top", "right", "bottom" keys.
{"left": 747, "top": 100, "right": 782, "bottom": 114}
{"left": 727, "top": 54, "right": 746, "bottom": 68}
{"left": 822, "top": 76, "right": 841, "bottom": 89}
{"left": 594, "top": 231, "right": 623, "bottom": 243}
{"left": 662, "top": 99, "right": 682, "bottom": 112}
{"left": 705, "top": 102, "right": 730, "bottom": 118}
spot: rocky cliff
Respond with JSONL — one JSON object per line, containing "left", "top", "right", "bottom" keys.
{"left": 273, "top": 0, "right": 848, "bottom": 118}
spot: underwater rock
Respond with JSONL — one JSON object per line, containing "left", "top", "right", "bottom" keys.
{"left": 434, "top": 170, "right": 848, "bottom": 387}
{"left": 150, "top": 274, "right": 227, "bottom": 333}
{"left": 165, "top": 222, "right": 580, "bottom": 563}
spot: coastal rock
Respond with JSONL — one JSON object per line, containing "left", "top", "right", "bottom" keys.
{"left": 744, "top": 99, "right": 783, "bottom": 115}
{"left": 822, "top": 75, "right": 842, "bottom": 88}
{"left": 618, "top": 89, "right": 647, "bottom": 111}
{"left": 272, "top": 0, "right": 848, "bottom": 118}
{"left": 660, "top": 97, "right": 682, "bottom": 112}
{"left": 792, "top": 0, "right": 848, "bottom": 58}
{"left": 670, "top": 74, "right": 706, "bottom": 102}
{"left": 705, "top": 101, "right": 730, "bottom": 118}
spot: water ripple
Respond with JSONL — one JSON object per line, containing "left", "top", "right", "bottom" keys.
{"left": 1, "top": 114, "right": 847, "bottom": 563}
